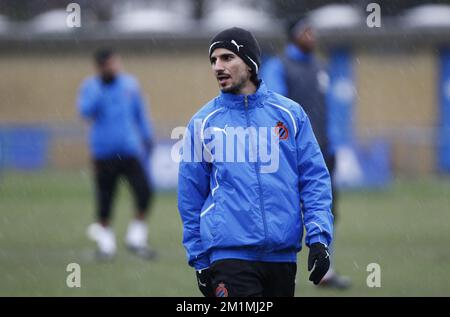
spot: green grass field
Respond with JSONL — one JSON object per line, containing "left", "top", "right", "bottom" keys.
{"left": 1, "top": 169, "right": 449, "bottom": 296}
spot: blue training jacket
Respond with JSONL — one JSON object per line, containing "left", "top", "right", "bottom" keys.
{"left": 77, "top": 73, "right": 153, "bottom": 159}
{"left": 178, "top": 81, "right": 333, "bottom": 270}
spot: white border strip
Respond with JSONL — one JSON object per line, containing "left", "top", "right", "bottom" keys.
{"left": 267, "top": 102, "right": 298, "bottom": 135}
{"left": 200, "top": 107, "right": 224, "bottom": 157}
{"left": 211, "top": 169, "right": 219, "bottom": 196}
{"left": 200, "top": 203, "right": 215, "bottom": 218}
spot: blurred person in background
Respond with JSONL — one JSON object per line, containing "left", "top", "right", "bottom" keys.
{"left": 77, "top": 49, "right": 156, "bottom": 261}
{"left": 261, "top": 19, "right": 351, "bottom": 289}
{"left": 178, "top": 27, "right": 333, "bottom": 297}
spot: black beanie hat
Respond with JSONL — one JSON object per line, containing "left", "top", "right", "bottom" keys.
{"left": 209, "top": 27, "right": 261, "bottom": 78}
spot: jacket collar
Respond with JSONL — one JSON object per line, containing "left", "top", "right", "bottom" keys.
{"left": 218, "top": 81, "right": 268, "bottom": 109}
{"left": 285, "top": 43, "right": 311, "bottom": 63}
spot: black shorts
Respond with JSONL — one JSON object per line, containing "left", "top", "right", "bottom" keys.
{"left": 209, "top": 259, "right": 297, "bottom": 297}
{"left": 93, "top": 156, "right": 152, "bottom": 220}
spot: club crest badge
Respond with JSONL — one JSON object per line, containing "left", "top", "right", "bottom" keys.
{"left": 215, "top": 282, "right": 229, "bottom": 297}
{"left": 275, "top": 121, "right": 289, "bottom": 140}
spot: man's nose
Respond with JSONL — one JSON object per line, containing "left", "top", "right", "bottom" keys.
{"left": 213, "top": 60, "right": 225, "bottom": 72}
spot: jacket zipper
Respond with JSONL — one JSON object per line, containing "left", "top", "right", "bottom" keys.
{"left": 244, "top": 96, "right": 268, "bottom": 250}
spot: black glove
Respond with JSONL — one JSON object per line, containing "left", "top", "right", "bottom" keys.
{"left": 308, "top": 243, "right": 330, "bottom": 285}
{"left": 196, "top": 268, "right": 214, "bottom": 297}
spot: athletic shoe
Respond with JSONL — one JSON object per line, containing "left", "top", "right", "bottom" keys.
{"left": 87, "top": 223, "right": 116, "bottom": 261}
{"left": 125, "top": 219, "right": 157, "bottom": 260}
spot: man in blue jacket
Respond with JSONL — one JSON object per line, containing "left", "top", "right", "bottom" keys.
{"left": 78, "top": 49, "right": 156, "bottom": 260}
{"left": 178, "top": 27, "right": 334, "bottom": 297}
{"left": 260, "top": 19, "right": 350, "bottom": 289}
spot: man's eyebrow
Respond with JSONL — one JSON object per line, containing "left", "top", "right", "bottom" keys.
{"left": 216, "top": 53, "right": 235, "bottom": 59}
{"left": 211, "top": 53, "right": 235, "bottom": 59}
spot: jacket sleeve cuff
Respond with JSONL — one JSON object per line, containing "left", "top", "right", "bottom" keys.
{"left": 306, "top": 234, "right": 329, "bottom": 248}
{"left": 192, "top": 254, "right": 210, "bottom": 271}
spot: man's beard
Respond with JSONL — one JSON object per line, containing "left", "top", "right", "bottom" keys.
{"left": 220, "top": 76, "right": 246, "bottom": 94}
{"left": 101, "top": 73, "right": 116, "bottom": 84}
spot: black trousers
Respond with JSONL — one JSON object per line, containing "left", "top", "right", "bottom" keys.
{"left": 93, "top": 156, "right": 152, "bottom": 222}
{"left": 324, "top": 153, "right": 338, "bottom": 222}
{"left": 209, "top": 259, "right": 297, "bottom": 297}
